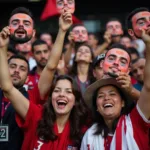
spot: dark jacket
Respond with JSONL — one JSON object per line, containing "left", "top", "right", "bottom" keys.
{"left": 0, "top": 87, "right": 29, "bottom": 150}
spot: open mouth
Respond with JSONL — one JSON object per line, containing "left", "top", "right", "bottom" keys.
{"left": 15, "top": 30, "right": 26, "bottom": 37}
{"left": 103, "top": 103, "right": 113, "bottom": 108}
{"left": 56, "top": 100, "right": 67, "bottom": 108}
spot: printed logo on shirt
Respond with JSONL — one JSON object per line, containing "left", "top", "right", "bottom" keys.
{"left": 67, "top": 145, "right": 78, "bottom": 150}
{"left": 34, "top": 140, "right": 44, "bottom": 150}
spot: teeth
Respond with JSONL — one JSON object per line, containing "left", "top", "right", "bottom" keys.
{"left": 104, "top": 104, "right": 113, "bottom": 107}
{"left": 57, "top": 100, "right": 67, "bottom": 105}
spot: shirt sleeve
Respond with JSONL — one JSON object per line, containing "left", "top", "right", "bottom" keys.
{"left": 15, "top": 101, "right": 42, "bottom": 130}
{"left": 28, "top": 83, "right": 47, "bottom": 105}
{"left": 134, "top": 104, "right": 150, "bottom": 124}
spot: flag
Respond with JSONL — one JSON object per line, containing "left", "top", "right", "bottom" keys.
{"left": 40, "top": 0, "right": 82, "bottom": 24}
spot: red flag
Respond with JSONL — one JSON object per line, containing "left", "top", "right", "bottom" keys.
{"left": 40, "top": 0, "right": 82, "bottom": 24}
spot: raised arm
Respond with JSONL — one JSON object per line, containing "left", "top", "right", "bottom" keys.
{"left": 0, "top": 26, "right": 29, "bottom": 120}
{"left": 137, "top": 29, "right": 150, "bottom": 119}
{"left": 93, "top": 31, "right": 112, "bottom": 57}
{"left": 38, "top": 11, "right": 73, "bottom": 99}
{"left": 64, "top": 32, "right": 75, "bottom": 66}
{"left": 116, "top": 72, "right": 140, "bottom": 102}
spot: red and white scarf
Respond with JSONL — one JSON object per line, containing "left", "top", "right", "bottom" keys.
{"left": 80, "top": 115, "right": 139, "bottom": 150}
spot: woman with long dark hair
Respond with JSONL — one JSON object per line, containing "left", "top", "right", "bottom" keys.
{"left": 80, "top": 30, "right": 150, "bottom": 150}
{"left": 68, "top": 43, "right": 95, "bottom": 97}
{"left": 0, "top": 11, "right": 91, "bottom": 150}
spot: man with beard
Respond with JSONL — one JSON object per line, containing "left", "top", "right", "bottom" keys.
{"left": 100, "top": 43, "right": 140, "bottom": 102}
{"left": 131, "top": 58, "right": 146, "bottom": 91}
{"left": 0, "top": 54, "right": 41, "bottom": 150}
{"left": 105, "top": 18, "right": 124, "bottom": 44}
{"left": 126, "top": 7, "right": 150, "bottom": 40}
{"left": 25, "top": 39, "right": 50, "bottom": 90}
{"left": 9, "top": 7, "right": 36, "bottom": 44}
{"left": 0, "top": 9, "right": 73, "bottom": 149}
{"left": 0, "top": 6, "right": 37, "bottom": 150}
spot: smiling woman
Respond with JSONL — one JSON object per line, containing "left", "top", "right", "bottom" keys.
{"left": 0, "top": 10, "right": 92, "bottom": 150}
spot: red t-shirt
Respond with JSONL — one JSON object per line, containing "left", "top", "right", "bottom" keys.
{"left": 130, "top": 105, "right": 150, "bottom": 150}
{"left": 25, "top": 74, "right": 40, "bottom": 91}
{"left": 28, "top": 84, "right": 46, "bottom": 105}
{"left": 16, "top": 102, "right": 80, "bottom": 150}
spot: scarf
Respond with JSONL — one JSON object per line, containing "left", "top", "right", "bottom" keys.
{"left": 81, "top": 115, "right": 139, "bottom": 150}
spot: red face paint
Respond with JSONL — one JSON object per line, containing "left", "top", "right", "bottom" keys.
{"left": 132, "top": 11, "right": 150, "bottom": 37}
{"left": 103, "top": 48, "right": 130, "bottom": 74}
{"left": 9, "top": 13, "right": 34, "bottom": 43}
{"left": 106, "top": 21, "right": 123, "bottom": 36}
{"left": 72, "top": 26, "right": 88, "bottom": 42}
{"left": 56, "top": 0, "right": 75, "bottom": 14}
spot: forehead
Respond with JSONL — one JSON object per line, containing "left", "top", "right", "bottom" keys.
{"left": 9, "top": 58, "right": 28, "bottom": 67}
{"left": 98, "top": 85, "right": 119, "bottom": 93}
{"left": 89, "top": 34, "right": 95, "bottom": 39}
{"left": 133, "top": 58, "right": 146, "bottom": 66}
{"left": 56, "top": 0, "right": 74, "bottom": 2}
{"left": 33, "top": 44, "right": 49, "bottom": 50}
{"left": 73, "top": 26, "right": 87, "bottom": 31}
{"left": 78, "top": 45, "right": 90, "bottom": 50}
{"left": 106, "top": 21, "right": 122, "bottom": 27}
{"left": 132, "top": 11, "right": 150, "bottom": 22}
{"left": 55, "top": 79, "right": 72, "bottom": 88}
{"left": 121, "top": 37, "right": 131, "bottom": 41}
{"left": 41, "top": 34, "right": 52, "bottom": 39}
{"left": 9, "top": 13, "right": 33, "bottom": 23}
{"left": 106, "top": 48, "right": 129, "bottom": 58}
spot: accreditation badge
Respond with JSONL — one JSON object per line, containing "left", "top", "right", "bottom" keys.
{"left": 0, "top": 125, "right": 9, "bottom": 142}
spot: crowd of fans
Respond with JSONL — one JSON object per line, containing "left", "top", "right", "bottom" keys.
{"left": 0, "top": 0, "right": 150, "bottom": 150}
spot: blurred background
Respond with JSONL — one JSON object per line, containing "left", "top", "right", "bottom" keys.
{"left": 0, "top": 0, "right": 149, "bottom": 41}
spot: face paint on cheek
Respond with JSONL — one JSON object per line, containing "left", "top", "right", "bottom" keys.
{"left": 57, "top": 5, "right": 64, "bottom": 14}
{"left": 132, "top": 13, "right": 150, "bottom": 36}
{"left": 83, "top": 34, "right": 88, "bottom": 41}
{"left": 103, "top": 60, "right": 112, "bottom": 73}
{"left": 67, "top": 4, "right": 75, "bottom": 13}
{"left": 56, "top": 1, "right": 75, "bottom": 14}
{"left": 115, "top": 29, "right": 123, "bottom": 35}
{"left": 26, "top": 28, "right": 33, "bottom": 36}
{"left": 9, "top": 26, "right": 16, "bottom": 34}
{"left": 119, "top": 66, "right": 128, "bottom": 73}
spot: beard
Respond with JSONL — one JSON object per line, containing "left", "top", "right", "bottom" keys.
{"left": 37, "top": 60, "right": 47, "bottom": 68}
{"left": 10, "top": 29, "right": 32, "bottom": 44}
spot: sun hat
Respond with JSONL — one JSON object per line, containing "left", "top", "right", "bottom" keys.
{"left": 83, "top": 77, "right": 129, "bottom": 110}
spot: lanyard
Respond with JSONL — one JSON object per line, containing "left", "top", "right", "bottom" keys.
{"left": 0, "top": 100, "right": 11, "bottom": 124}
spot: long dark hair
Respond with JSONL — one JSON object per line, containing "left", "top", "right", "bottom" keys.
{"left": 68, "top": 43, "right": 95, "bottom": 83}
{"left": 92, "top": 85, "right": 135, "bottom": 138}
{"left": 37, "top": 75, "right": 92, "bottom": 146}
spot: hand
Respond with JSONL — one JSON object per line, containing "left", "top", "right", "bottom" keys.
{"left": 141, "top": 28, "right": 150, "bottom": 44}
{"left": 68, "top": 31, "right": 75, "bottom": 44}
{"left": 59, "top": 11, "right": 73, "bottom": 32}
{"left": 0, "top": 26, "right": 10, "bottom": 48}
{"left": 57, "top": 54, "right": 66, "bottom": 71}
{"left": 103, "top": 30, "right": 112, "bottom": 44}
{"left": 116, "top": 72, "right": 132, "bottom": 93}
